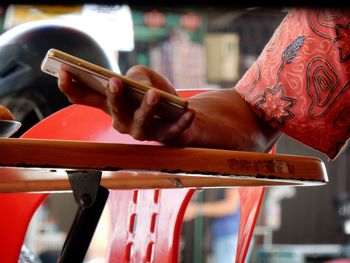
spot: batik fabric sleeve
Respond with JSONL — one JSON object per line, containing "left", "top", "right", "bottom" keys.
{"left": 235, "top": 8, "right": 350, "bottom": 159}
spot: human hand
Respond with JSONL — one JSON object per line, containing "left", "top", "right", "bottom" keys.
{"left": 106, "top": 65, "right": 196, "bottom": 144}
{"left": 58, "top": 65, "right": 196, "bottom": 145}
{"left": 58, "top": 64, "right": 280, "bottom": 152}
{"left": 58, "top": 69, "right": 109, "bottom": 113}
{"left": 0, "top": 105, "right": 15, "bottom": 120}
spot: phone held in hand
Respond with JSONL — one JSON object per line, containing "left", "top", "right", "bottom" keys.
{"left": 41, "top": 48, "right": 188, "bottom": 120}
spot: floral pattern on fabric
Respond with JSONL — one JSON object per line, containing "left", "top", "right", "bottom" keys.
{"left": 255, "top": 84, "right": 296, "bottom": 128}
{"left": 235, "top": 8, "right": 350, "bottom": 159}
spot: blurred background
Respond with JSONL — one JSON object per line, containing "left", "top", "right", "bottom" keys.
{"left": 0, "top": 4, "right": 349, "bottom": 263}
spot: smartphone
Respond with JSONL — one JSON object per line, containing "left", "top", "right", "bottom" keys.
{"left": 41, "top": 48, "right": 188, "bottom": 120}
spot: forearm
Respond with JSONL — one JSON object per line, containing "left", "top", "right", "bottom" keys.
{"left": 234, "top": 9, "right": 350, "bottom": 159}
{"left": 186, "top": 88, "right": 281, "bottom": 152}
{"left": 200, "top": 199, "right": 238, "bottom": 218}
{"left": 197, "top": 188, "right": 240, "bottom": 218}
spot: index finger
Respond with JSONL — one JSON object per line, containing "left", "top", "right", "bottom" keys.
{"left": 58, "top": 70, "right": 107, "bottom": 110}
{"left": 126, "top": 65, "right": 178, "bottom": 96}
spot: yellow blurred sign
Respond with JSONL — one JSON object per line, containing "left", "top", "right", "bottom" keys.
{"left": 4, "top": 5, "right": 83, "bottom": 29}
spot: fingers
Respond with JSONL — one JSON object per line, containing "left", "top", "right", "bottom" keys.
{"left": 58, "top": 63, "right": 195, "bottom": 144}
{"left": 130, "top": 89, "right": 160, "bottom": 140}
{"left": 0, "top": 105, "right": 15, "bottom": 120}
{"left": 126, "top": 65, "right": 178, "bottom": 95}
{"left": 106, "top": 76, "right": 195, "bottom": 143}
{"left": 57, "top": 64, "right": 194, "bottom": 145}
{"left": 157, "top": 110, "right": 196, "bottom": 143}
{"left": 106, "top": 77, "right": 133, "bottom": 133}
{"left": 58, "top": 70, "right": 107, "bottom": 111}
{"left": 106, "top": 77, "right": 161, "bottom": 138}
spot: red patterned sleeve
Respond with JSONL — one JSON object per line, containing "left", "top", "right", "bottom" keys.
{"left": 235, "top": 8, "right": 350, "bottom": 159}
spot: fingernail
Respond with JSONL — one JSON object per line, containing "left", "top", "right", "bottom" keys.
{"left": 146, "top": 90, "right": 157, "bottom": 105}
{"left": 108, "top": 78, "right": 118, "bottom": 93}
{"left": 184, "top": 111, "right": 194, "bottom": 121}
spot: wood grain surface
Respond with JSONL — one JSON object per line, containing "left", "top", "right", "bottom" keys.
{"left": 0, "top": 138, "right": 328, "bottom": 192}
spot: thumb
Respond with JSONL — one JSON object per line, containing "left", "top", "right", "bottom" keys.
{"left": 0, "top": 105, "right": 15, "bottom": 120}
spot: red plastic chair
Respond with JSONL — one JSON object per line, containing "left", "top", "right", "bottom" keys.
{"left": 0, "top": 89, "right": 264, "bottom": 263}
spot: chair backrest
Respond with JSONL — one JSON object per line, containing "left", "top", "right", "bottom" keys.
{"left": 0, "top": 89, "right": 264, "bottom": 263}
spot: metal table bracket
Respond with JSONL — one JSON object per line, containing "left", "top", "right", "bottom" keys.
{"left": 57, "top": 170, "right": 109, "bottom": 263}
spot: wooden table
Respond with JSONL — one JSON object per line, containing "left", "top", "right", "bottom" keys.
{"left": 0, "top": 137, "right": 328, "bottom": 192}
{"left": 0, "top": 137, "right": 328, "bottom": 262}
